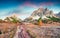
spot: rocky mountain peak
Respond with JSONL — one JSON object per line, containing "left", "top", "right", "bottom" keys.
{"left": 31, "top": 8, "right": 54, "bottom": 17}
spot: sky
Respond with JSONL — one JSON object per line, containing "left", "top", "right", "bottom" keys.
{"left": 0, "top": 0, "right": 60, "bottom": 20}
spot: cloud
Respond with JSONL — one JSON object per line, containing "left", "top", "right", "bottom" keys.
{"left": 19, "top": 2, "right": 38, "bottom": 9}
{"left": 40, "top": 2, "right": 54, "bottom": 6}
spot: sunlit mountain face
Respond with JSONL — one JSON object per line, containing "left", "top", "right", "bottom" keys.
{"left": 0, "top": 0, "right": 60, "bottom": 20}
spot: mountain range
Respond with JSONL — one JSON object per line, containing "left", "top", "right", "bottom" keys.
{"left": 24, "top": 8, "right": 60, "bottom": 23}
{"left": 56, "top": 12, "right": 60, "bottom": 18}
{"left": 30, "top": 8, "right": 57, "bottom": 20}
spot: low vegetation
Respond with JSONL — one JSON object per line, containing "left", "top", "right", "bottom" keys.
{"left": 4, "top": 16, "right": 21, "bottom": 23}
{"left": 47, "top": 16, "right": 60, "bottom": 23}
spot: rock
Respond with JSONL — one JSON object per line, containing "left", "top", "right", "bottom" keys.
{"left": 31, "top": 8, "right": 54, "bottom": 18}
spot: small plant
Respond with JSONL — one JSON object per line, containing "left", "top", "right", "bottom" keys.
{"left": 42, "top": 20, "right": 47, "bottom": 23}
{"left": 38, "top": 17, "right": 43, "bottom": 26}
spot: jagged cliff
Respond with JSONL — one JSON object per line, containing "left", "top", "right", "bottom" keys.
{"left": 31, "top": 8, "right": 54, "bottom": 18}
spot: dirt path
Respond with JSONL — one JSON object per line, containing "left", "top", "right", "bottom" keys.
{"left": 14, "top": 23, "right": 60, "bottom": 38}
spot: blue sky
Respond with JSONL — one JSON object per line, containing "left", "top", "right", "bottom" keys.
{"left": 0, "top": 0, "right": 60, "bottom": 20}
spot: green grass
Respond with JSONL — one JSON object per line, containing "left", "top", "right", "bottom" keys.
{"left": 47, "top": 16, "right": 60, "bottom": 22}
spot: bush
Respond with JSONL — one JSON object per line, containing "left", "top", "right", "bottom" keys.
{"left": 42, "top": 20, "right": 48, "bottom": 23}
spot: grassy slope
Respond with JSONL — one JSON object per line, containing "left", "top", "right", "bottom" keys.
{"left": 47, "top": 16, "right": 60, "bottom": 23}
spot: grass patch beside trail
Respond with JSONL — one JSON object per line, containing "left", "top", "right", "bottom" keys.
{"left": 47, "top": 16, "right": 60, "bottom": 23}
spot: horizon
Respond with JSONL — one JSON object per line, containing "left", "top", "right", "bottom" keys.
{"left": 0, "top": 0, "right": 60, "bottom": 20}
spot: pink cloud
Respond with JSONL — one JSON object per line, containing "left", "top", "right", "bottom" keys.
{"left": 19, "top": 2, "right": 38, "bottom": 8}
{"left": 40, "top": 2, "right": 54, "bottom": 6}
{"left": 19, "top": 2, "right": 54, "bottom": 9}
